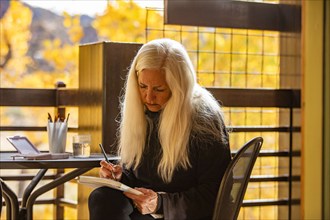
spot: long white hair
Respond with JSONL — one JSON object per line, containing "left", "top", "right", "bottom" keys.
{"left": 118, "top": 38, "right": 225, "bottom": 182}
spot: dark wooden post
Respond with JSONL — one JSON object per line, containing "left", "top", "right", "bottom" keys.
{"left": 53, "top": 81, "right": 66, "bottom": 220}
{"left": 55, "top": 81, "right": 66, "bottom": 120}
{"left": 77, "top": 42, "right": 142, "bottom": 219}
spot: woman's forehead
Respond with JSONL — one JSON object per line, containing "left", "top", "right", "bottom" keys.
{"left": 138, "top": 69, "right": 167, "bottom": 84}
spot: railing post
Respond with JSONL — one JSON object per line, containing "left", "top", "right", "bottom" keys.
{"left": 54, "top": 81, "right": 66, "bottom": 220}
{"left": 55, "top": 81, "right": 66, "bottom": 120}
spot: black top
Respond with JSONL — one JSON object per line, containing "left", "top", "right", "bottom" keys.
{"left": 121, "top": 110, "right": 231, "bottom": 220}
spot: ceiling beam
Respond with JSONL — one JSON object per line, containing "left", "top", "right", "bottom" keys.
{"left": 164, "top": 0, "right": 301, "bottom": 32}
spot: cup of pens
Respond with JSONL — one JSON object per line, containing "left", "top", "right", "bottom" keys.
{"left": 47, "top": 113, "right": 69, "bottom": 154}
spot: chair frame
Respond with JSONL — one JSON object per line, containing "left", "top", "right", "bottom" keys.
{"left": 213, "top": 136, "right": 263, "bottom": 220}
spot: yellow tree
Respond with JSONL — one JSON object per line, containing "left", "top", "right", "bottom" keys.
{"left": 40, "top": 12, "right": 83, "bottom": 88}
{"left": 0, "top": 1, "right": 32, "bottom": 87}
{"left": 93, "top": 0, "right": 148, "bottom": 43}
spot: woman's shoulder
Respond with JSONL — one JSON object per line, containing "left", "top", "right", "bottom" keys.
{"left": 188, "top": 130, "right": 230, "bottom": 162}
{"left": 192, "top": 86, "right": 222, "bottom": 116}
{"left": 189, "top": 85, "right": 229, "bottom": 146}
{"left": 190, "top": 101, "right": 225, "bottom": 137}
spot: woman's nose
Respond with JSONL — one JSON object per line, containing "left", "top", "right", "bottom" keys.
{"left": 145, "top": 89, "right": 155, "bottom": 103}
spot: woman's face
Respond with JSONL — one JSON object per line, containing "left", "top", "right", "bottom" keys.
{"left": 138, "top": 69, "right": 171, "bottom": 112}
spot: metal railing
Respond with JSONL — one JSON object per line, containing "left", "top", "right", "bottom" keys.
{"left": 0, "top": 85, "right": 301, "bottom": 219}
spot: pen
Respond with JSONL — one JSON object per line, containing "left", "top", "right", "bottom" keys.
{"left": 99, "top": 143, "right": 110, "bottom": 163}
{"left": 99, "top": 143, "right": 116, "bottom": 179}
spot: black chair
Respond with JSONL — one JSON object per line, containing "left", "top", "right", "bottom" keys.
{"left": 0, "top": 178, "right": 2, "bottom": 217}
{"left": 212, "top": 136, "right": 263, "bottom": 220}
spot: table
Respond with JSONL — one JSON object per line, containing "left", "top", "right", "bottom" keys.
{"left": 0, "top": 151, "right": 119, "bottom": 220}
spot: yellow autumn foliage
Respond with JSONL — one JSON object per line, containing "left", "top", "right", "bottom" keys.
{"left": 93, "top": 0, "right": 147, "bottom": 43}
{"left": 63, "top": 12, "right": 84, "bottom": 43}
{"left": 0, "top": 1, "right": 32, "bottom": 87}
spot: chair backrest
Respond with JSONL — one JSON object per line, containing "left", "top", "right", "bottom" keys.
{"left": 212, "top": 136, "right": 263, "bottom": 220}
{"left": 0, "top": 179, "right": 2, "bottom": 216}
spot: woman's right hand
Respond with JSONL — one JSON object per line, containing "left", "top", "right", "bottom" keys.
{"left": 99, "top": 160, "right": 123, "bottom": 181}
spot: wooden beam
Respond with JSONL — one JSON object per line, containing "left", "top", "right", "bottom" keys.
{"left": 165, "top": 0, "right": 301, "bottom": 32}
{"left": 207, "top": 88, "right": 301, "bottom": 108}
{"left": 0, "top": 88, "right": 300, "bottom": 108}
{"left": 0, "top": 88, "right": 56, "bottom": 106}
{"left": 57, "top": 89, "right": 79, "bottom": 106}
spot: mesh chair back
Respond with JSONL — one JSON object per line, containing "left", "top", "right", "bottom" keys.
{"left": 213, "top": 137, "right": 263, "bottom": 220}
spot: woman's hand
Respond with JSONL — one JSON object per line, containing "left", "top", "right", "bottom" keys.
{"left": 124, "top": 188, "right": 158, "bottom": 215}
{"left": 99, "top": 160, "right": 123, "bottom": 181}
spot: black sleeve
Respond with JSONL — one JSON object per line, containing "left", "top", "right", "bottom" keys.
{"left": 120, "top": 167, "right": 137, "bottom": 187}
{"left": 161, "top": 138, "right": 231, "bottom": 220}
{"left": 155, "top": 193, "right": 163, "bottom": 214}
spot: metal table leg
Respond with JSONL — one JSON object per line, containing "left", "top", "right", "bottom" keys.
{"left": 26, "top": 167, "right": 92, "bottom": 220}
{"left": 19, "top": 169, "right": 48, "bottom": 220}
{"left": 1, "top": 180, "right": 19, "bottom": 220}
{"left": 2, "top": 190, "right": 12, "bottom": 220}
{"left": 1, "top": 178, "right": 13, "bottom": 220}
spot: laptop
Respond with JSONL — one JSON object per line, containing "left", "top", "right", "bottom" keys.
{"left": 6, "top": 136, "right": 69, "bottom": 160}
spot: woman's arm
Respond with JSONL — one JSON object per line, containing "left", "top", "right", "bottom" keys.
{"left": 162, "top": 140, "right": 231, "bottom": 220}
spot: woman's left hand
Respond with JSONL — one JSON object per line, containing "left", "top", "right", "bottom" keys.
{"left": 124, "top": 188, "right": 158, "bottom": 215}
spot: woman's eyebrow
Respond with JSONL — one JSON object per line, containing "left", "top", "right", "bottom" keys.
{"left": 139, "top": 82, "right": 165, "bottom": 88}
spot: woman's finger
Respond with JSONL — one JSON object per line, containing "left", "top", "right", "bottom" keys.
{"left": 99, "top": 161, "right": 123, "bottom": 180}
{"left": 99, "top": 166, "right": 113, "bottom": 178}
{"left": 100, "top": 160, "right": 115, "bottom": 170}
{"left": 124, "top": 188, "right": 158, "bottom": 214}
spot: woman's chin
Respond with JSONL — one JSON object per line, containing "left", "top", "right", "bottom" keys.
{"left": 146, "top": 105, "right": 161, "bottom": 112}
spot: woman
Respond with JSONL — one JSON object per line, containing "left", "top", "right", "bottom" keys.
{"left": 88, "top": 38, "right": 231, "bottom": 220}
